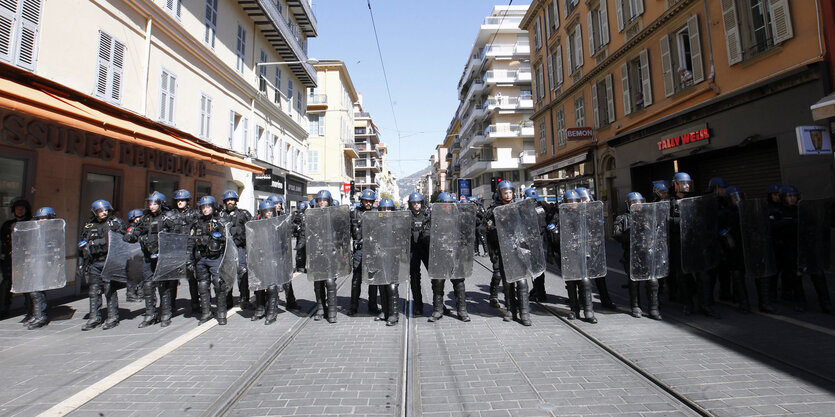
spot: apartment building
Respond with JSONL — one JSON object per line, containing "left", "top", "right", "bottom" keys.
{"left": 522, "top": 0, "right": 833, "bottom": 224}
{"left": 307, "top": 60, "right": 359, "bottom": 204}
{"left": 450, "top": 5, "right": 538, "bottom": 200}
{"left": 373, "top": 142, "right": 400, "bottom": 202}
{"left": 353, "top": 104, "right": 381, "bottom": 195}
{"left": 0, "top": 0, "right": 316, "bottom": 301}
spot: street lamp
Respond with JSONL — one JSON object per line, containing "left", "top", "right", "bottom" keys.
{"left": 257, "top": 57, "right": 319, "bottom": 67}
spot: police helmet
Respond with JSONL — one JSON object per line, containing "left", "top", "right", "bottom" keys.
{"left": 309, "top": 198, "right": 316, "bottom": 207}
{"left": 359, "top": 189, "right": 376, "bottom": 201}
{"left": 222, "top": 190, "right": 239, "bottom": 201}
{"left": 575, "top": 188, "right": 592, "bottom": 202}
{"left": 199, "top": 195, "right": 216, "bottom": 208}
{"left": 767, "top": 184, "right": 781, "bottom": 195}
{"left": 297, "top": 201, "right": 308, "bottom": 212}
{"left": 128, "top": 209, "right": 144, "bottom": 222}
{"left": 498, "top": 180, "right": 514, "bottom": 190}
{"left": 315, "top": 190, "right": 332, "bottom": 205}
{"left": 708, "top": 177, "right": 727, "bottom": 192}
{"left": 625, "top": 192, "right": 646, "bottom": 207}
{"left": 34, "top": 207, "right": 56, "bottom": 219}
{"left": 672, "top": 172, "right": 693, "bottom": 194}
{"left": 563, "top": 190, "right": 581, "bottom": 203}
{"left": 469, "top": 196, "right": 479, "bottom": 203}
{"left": 378, "top": 198, "right": 395, "bottom": 211}
{"left": 726, "top": 186, "right": 744, "bottom": 207}
{"left": 408, "top": 192, "right": 424, "bottom": 203}
{"left": 258, "top": 199, "right": 276, "bottom": 215}
{"left": 174, "top": 189, "right": 191, "bottom": 201}
{"left": 437, "top": 192, "right": 455, "bottom": 203}
{"left": 652, "top": 181, "right": 669, "bottom": 197}
{"left": 780, "top": 185, "right": 800, "bottom": 199}
{"left": 524, "top": 188, "right": 539, "bottom": 200}
{"left": 332, "top": 200, "right": 340, "bottom": 206}
{"left": 267, "top": 195, "right": 285, "bottom": 205}
{"left": 146, "top": 192, "right": 166, "bottom": 206}
{"left": 91, "top": 199, "right": 113, "bottom": 214}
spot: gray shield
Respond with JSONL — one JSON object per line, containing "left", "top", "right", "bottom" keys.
{"left": 679, "top": 196, "right": 721, "bottom": 273}
{"left": 428, "top": 204, "right": 476, "bottom": 280}
{"left": 306, "top": 205, "right": 352, "bottom": 282}
{"left": 152, "top": 232, "right": 190, "bottom": 281}
{"left": 558, "top": 201, "right": 606, "bottom": 281}
{"left": 246, "top": 215, "right": 293, "bottom": 290}
{"left": 218, "top": 223, "right": 239, "bottom": 288}
{"left": 739, "top": 199, "right": 777, "bottom": 279}
{"left": 11, "top": 219, "right": 67, "bottom": 293}
{"left": 102, "top": 231, "right": 143, "bottom": 283}
{"left": 798, "top": 199, "right": 833, "bottom": 273}
{"left": 495, "top": 199, "right": 547, "bottom": 283}
{"left": 629, "top": 201, "right": 670, "bottom": 281}
{"left": 362, "top": 211, "right": 411, "bottom": 285}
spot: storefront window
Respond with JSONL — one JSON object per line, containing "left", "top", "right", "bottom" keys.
{"left": 0, "top": 156, "right": 28, "bottom": 226}
{"left": 148, "top": 173, "right": 179, "bottom": 208}
{"left": 195, "top": 181, "right": 212, "bottom": 200}
{"left": 81, "top": 167, "right": 122, "bottom": 235}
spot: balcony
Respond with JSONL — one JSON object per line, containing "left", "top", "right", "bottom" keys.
{"left": 354, "top": 111, "right": 371, "bottom": 119}
{"left": 286, "top": 0, "right": 317, "bottom": 37}
{"left": 486, "top": 96, "right": 534, "bottom": 111}
{"left": 520, "top": 150, "right": 537, "bottom": 165}
{"left": 485, "top": 122, "right": 535, "bottom": 138}
{"left": 481, "top": 43, "right": 530, "bottom": 60}
{"left": 307, "top": 94, "right": 327, "bottom": 110}
{"left": 343, "top": 140, "right": 358, "bottom": 158}
{"left": 462, "top": 78, "right": 486, "bottom": 103}
{"left": 243, "top": 0, "right": 316, "bottom": 86}
{"left": 482, "top": 16, "right": 523, "bottom": 27}
{"left": 483, "top": 69, "right": 531, "bottom": 85}
{"left": 356, "top": 142, "right": 380, "bottom": 156}
{"left": 355, "top": 159, "right": 380, "bottom": 171}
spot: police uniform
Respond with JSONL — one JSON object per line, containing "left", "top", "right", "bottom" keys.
{"left": 80, "top": 213, "right": 127, "bottom": 330}
{"left": 191, "top": 211, "right": 231, "bottom": 325}
{"left": 162, "top": 207, "right": 199, "bottom": 315}
{"left": 222, "top": 204, "right": 252, "bottom": 309}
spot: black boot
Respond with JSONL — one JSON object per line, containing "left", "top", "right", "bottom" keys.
{"left": 503, "top": 277, "right": 514, "bottom": 322}
{"left": 411, "top": 275, "right": 423, "bottom": 316}
{"left": 326, "top": 279, "right": 337, "bottom": 323}
{"left": 386, "top": 284, "right": 399, "bottom": 326}
{"left": 159, "top": 281, "right": 173, "bottom": 328}
{"left": 566, "top": 282, "right": 580, "bottom": 320}
{"left": 240, "top": 276, "right": 251, "bottom": 309}
{"left": 489, "top": 272, "right": 502, "bottom": 308}
{"left": 347, "top": 273, "right": 361, "bottom": 316}
{"left": 629, "top": 280, "right": 642, "bottom": 318}
{"left": 198, "top": 280, "right": 213, "bottom": 324}
{"left": 595, "top": 277, "right": 616, "bottom": 309}
{"left": 529, "top": 274, "right": 546, "bottom": 302}
{"left": 696, "top": 272, "right": 720, "bottom": 318}
{"left": 517, "top": 279, "right": 531, "bottom": 326}
{"left": 82, "top": 280, "right": 103, "bottom": 331}
{"left": 314, "top": 281, "right": 325, "bottom": 321}
{"left": 251, "top": 290, "right": 266, "bottom": 321}
{"left": 375, "top": 285, "right": 388, "bottom": 321}
{"left": 581, "top": 278, "right": 597, "bottom": 324}
{"left": 214, "top": 279, "right": 228, "bottom": 325}
{"left": 283, "top": 282, "right": 299, "bottom": 310}
{"left": 169, "top": 281, "right": 178, "bottom": 318}
{"left": 102, "top": 282, "right": 120, "bottom": 330}
{"left": 731, "top": 270, "right": 751, "bottom": 312}
{"left": 453, "top": 279, "right": 470, "bottom": 322}
{"left": 188, "top": 277, "right": 200, "bottom": 316}
{"left": 138, "top": 281, "right": 158, "bottom": 328}
{"left": 21, "top": 293, "right": 33, "bottom": 324}
{"left": 264, "top": 286, "right": 278, "bottom": 325}
{"left": 810, "top": 273, "right": 833, "bottom": 314}
{"left": 428, "top": 280, "right": 444, "bottom": 322}
{"left": 26, "top": 292, "right": 48, "bottom": 330}
{"left": 369, "top": 284, "right": 380, "bottom": 315}
{"left": 647, "top": 278, "right": 662, "bottom": 320}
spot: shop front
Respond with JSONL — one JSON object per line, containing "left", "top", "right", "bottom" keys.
{"left": 253, "top": 166, "right": 285, "bottom": 212}
{"left": 530, "top": 151, "right": 596, "bottom": 203}
{"left": 285, "top": 173, "right": 309, "bottom": 209}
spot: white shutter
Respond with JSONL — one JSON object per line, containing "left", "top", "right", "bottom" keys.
{"left": 318, "top": 114, "right": 324, "bottom": 136}
{"left": 14, "top": 0, "right": 40, "bottom": 70}
{"left": 159, "top": 72, "right": 168, "bottom": 122}
{"left": 0, "top": 0, "right": 16, "bottom": 63}
{"left": 605, "top": 74, "right": 615, "bottom": 124}
{"left": 228, "top": 111, "right": 234, "bottom": 148}
{"left": 167, "top": 72, "right": 176, "bottom": 123}
{"left": 591, "top": 82, "right": 599, "bottom": 129}
{"left": 562, "top": 0, "right": 568, "bottom": 18}
{"left": 547, "top": 55, "right": 554, "bottom": 91}
{"left": 616, "top": 0, "right": 624, "bottom": 31}
{"left": 640, "top": 48, "right": 652, "bottom": 106}
{"left": 200, "top": 96, "right": 207, "bottom": 137}
{"left": 111, "top": 40, "right": 125, "bottom": 103}
{"left": 553, "top": 1, "right": 560, "bottom": 29}
{"left": 599, "top": 1, "right": 609, "bottom": 46}
{"left": 566, "top": 37, "right": 573, "bottom": 73}
{"left": 720, "top": 0, "right": 743, "bottom": 65}
{"left": 768, "top": 0, "right": 793, "bottom": 44}
{"left": 687, "top": 15, "right": 704, "bottom": 84}
{"left": 574, "top": 25, "right": 583, "bottom": 67}
{"left": 555, "top": 45, "right": 563, "bottom": 85}
{"left": 660, "top": 34, "right": 675, "bottom": 97}
{"left": 95, "top": 31, "right": 111, "bottom": 98}
{"left": 587, "top": 11, "right": 595, "bottom": 55}
{"left": 621, "top": 63, "right": 631, "bottom": 115}
{"left": 242, "top": 117, "right": 248, "bottom": 153}
{"left": 636, "top": 0, "right": 644, "bottom": 15}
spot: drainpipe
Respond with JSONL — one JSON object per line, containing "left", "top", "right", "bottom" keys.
{"left": 141, "top": 17, "right": 153, "bottom": 116}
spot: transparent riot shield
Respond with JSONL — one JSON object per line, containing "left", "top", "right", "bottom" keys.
{"left": 102, "top": 230, "right": 142, "bottom": 283}
{"left": 152, "top": 232, "right": 190, "bottom": 281}
{"left": 218, "top": 223, "right": 239, "bottom": 288}
{"left": 495, "top": 199, "right": 547, "bottom": 283}
{"left": 246, "top": 216, "right": 281, "bottom": 291}
{"left": 11, "top": 219, "right": 67, "bottom": 293}
{"left": 428, "top": 203, "right": 476, "bottom": 280}
{"left": 679, "top": 196, "right": 721, "bottom": 274}
{"left": 305, "top": 205, "right": 352, "bottom": 282}
{"left": 362, "top": 211, "right": 411, "bottom": 285}
{"left": 798, "top": 199, "right": 833, "bottom": 273}
{"left": 274, "top": 214, "right": 294, "bottom": 287}
{"left": 558, "top": 201, "right": 606, "bottom": 281}
{"left": 738, "top": 199, "right": 777, "bottom": 279}
{"left": 629, "top": 201, "right": 670, "bottom": 281}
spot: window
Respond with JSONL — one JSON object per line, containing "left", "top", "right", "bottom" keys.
{"left": 199, "top": 93, "right": 212, "bottom": 139}
{"left": 163, "top": 0, "right": 182, "bottom": 18}
{"left": 533, "top": 18, "right": 542, "bottom": 51}
{"left": 236, "top": 24, "right": 246, "bottom": 73}
{"left": 159, "top": 69, "right": 176, "bottom": 125}
{"left": 587, "top": 2, "right": 610, "bottom": 56}
{"left": 574, "top": 94, "right": 585, "bottom": 127}
{"left": 0, "top": 0, "right": 43, "bottom": 71}
{"left": 308, "top": 114, "right": 325, "bottom": 136}
{"left": 538, "top": 120, "right": 547, "bottom": 155}
{"left": 616, "top": 0, "right": 644, "bottom": 31}
{"left": 620, "top": 49, "right": 653, "bottom": 115}
{"left": 287, "top": 79, "right": 294, "bottom": 114}
{"left": 0, "top": 152, "right": 34, "bottom": 227}
{"left": 296, "top": 91, "right": 302, "bottom": 114}
{"left": 242, "top": 117, "right": 248, "bottom": 154}
{"left": 255, "top": 125, "right": 265, "bottom": 160}
{"left": 228, "top": 111, "right": 239, "bottom": 149}
{"left": 567, "top": 24, "right": 583, "bottom": 73}
{"left": 259, "top": 50, "right": 267, "bottom": 92}
{"left": 268, "top": 133, "right": 276, "bottom": 163}
{"left": 274, "top": 67, "right": 282, "bottom": 104}
{"left": 660, "top": 15, "right": 704, "bottom": 97}
{"left": 591, "top": 75, "right": 615, "bottom": 128}
{"left": 534, "top": 62, "right": 545, "bottom": 100}
{"left": 563, "top": 0, "right": 579, "bottom": 18}
{"left": 556, "top": 108, "right": 566, "bottom": 148}
{"left": 720, "top": 0, "right": 793, "bottom": 65}
{"left": 94, "top": 31, "right": 125, "bottom": 104}
{"left": 546, "top": 1, "right": 559, "bottom": 37}
{"left": 204, "top": 0, "right": 218, "bottom": 48}
{"left": 551, "top": 45, "right": 563, "bottom": 89}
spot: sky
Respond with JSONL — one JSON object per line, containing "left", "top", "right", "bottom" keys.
{"left": 310, "top": 0, "right": 529, "bottom": 178}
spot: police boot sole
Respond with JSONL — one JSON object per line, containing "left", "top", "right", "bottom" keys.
{"left": 458, "top": 313, "right": 471, "bottom": 322}
{"left": 137, "top": 320, "right": 156, "bottom": 328}
{"left": 160, "top": 320, "right": 172, "bottom": 328}
{"left": 216, "top": 318, "right": 227, "bottom": 325}
{"left": 264, "top": 317, "right": 276, "bottom": 325}
{"left": 27, "top": 320, "right": 48, "bottom": 330}
{"left": 631, "top": 308, "right": 643, "bottom": 318}
{"left": 386, "top": 319, "right": 398, "bottom": 326}
{"left": 326, "top": 317, "right": 337, "bottom": 324}
{"left": 489, "top": 299, "right": 501, "bottom": 308}
{"left": 648, "top": 312, "right": 663, "bottom": 320}
{"left": 82, "top": 320, "right": 102, "bottom": 331}
{"left": 428, "top": 313, "right": 442, "bottom": 322}
{"left": 102, "top": 321, "right": 119, "bottom": 330}
{"left": 520, "top": 318, "right": 532, "bottom": 326}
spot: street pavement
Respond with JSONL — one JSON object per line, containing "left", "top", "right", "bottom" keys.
{"left": 0, "top": 240, "right": 833, "bottom": 417}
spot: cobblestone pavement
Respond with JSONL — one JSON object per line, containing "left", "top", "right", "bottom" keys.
{"left": 0, "top": 241, "right": 833, "bottom": 417}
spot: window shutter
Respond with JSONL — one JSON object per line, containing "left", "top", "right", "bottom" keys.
{"left": 587, "top": 11, "right": 595, "bottom": 55}
{"left": 111, "top": 40, "right": 125, "bottom": 103}
{"left": 159, "top": 72, "right": 168, "bottom": 122}
{"left": 228, "top": 111, "right": 234, "bottom": 149}
{"left": 553, "top": 1, "right": 560, "bottom": 29}
{"left": 566, "top": 37, "right": 573, "bottom": 72}
{"left": 200, "top": 96, "right": 207, "bottom": 137}
{"left": 318, "top": 114, "right": 324, "bottom": 136}
{"left": 768, "top": 0, "right": 793, "bottom": 44}
{"left": 636, "top": 0, "right": 644, "bottom": 15}
{"left": 242, "top": 117, "right": 248, "bottom": 153}
{"left": 640, "top": 48, "right": 652, "bottom": 106}
{"left": 562, "top": 0, "right": 568, "bottom": 18}
{"left": 0, "top": 1, "right": 16, "bottom": 63}
{"left": 616, "top": 0, "right": 624, "bottom": 31}
{"left": 591, "top": 82, "right": 599, "bottom": 128}
{"left": 15, "top": 0, "right": 40, "bottom": 70}
{"left": 720, "top": 0, "right": 743, "bottom": 65}
{"left": 167, "top": 72, "right": 176, "bottom": 123}
{"left": 621, "top": 63, "right": 631, "bottom": 115}
{"left": 547, "top": 57, "right": 554, "bottom": 92}
{"left": 599, "top": 1, "right": 609, "bottom": 46}
{"left": 660, "top": 34, "right": 675, "bottom": 97}
{"left": 574, "top": 25, "right": 583, "bottom": 67}
{"left": 555, "top": 45, "right": 563, "bottom": 85}
{"left": 605, "top": 74, "right": 615, "bottom": 124}
{"left": 95, "top": 31, "right": 111, "bottom": 98}
{"left": 687, "top": 15, "right": 704, "bottom": 84}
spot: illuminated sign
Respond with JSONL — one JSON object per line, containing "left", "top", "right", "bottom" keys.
{"left": 657, "top": 127, "right": 710, "bottom": 152}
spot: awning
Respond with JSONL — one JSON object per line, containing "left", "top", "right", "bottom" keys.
{"left": 530, "top": 153, "right": 588, "bottom": 177}
{"left": 0, "top": 74, "right": 263, "bottom": 174}
{"left": 811, "top": 92, "right": 835, "bottom": 121}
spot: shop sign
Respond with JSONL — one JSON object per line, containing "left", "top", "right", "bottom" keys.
{"left": 254, "top": 169, "right": 285, "bottom": 194}
{"left": 286, "top": 177, "right": 306, "bottom": 198}
{"left": 343, "top": 183, "right": 351, "bottom": 194}
{"left": 1, "top": 111, "right": 207, "bottom": 177}
{"left": 795, "top": 125, "right": 832, "bottom": 155}
{"left": 657, "top": 125, "right": 710, "bottom": 153}
{"left": 566, "top": 127, "right": 593, "bottom": 141}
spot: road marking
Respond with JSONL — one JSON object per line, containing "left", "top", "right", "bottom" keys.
{"left": 37, "top": 306, "right": 242, "bottom": 417}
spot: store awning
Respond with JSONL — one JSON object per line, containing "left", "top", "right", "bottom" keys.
{"left": 0, "top": 74, "right": 263, "bottom": 174}
{"left": 811, "top": 92, "right": 835, "bottom": 121}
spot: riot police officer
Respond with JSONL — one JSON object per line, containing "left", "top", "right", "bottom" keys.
{"left": 613, "top": 192, "right": 662, "bottom": 320}
{"left": 124, "top": 192, "right": 171, "bottom": 328}
{"left": 161, "top": 189, "right": 199, "bottom": 317}
{"left": 428, "top": 192, "right": 469, "bottom": 323}
{"left": 765, "top": 184, "right": 784, "bottom": 303}
{"left": 525, "top": 188, "right": 551, "bottom": 302}
{"left": 80, "top": 200, "right": 127, "bottom": 330}
{"left": 267, "top": 195, "right": 298, "bottom": 311}
{"left": 407, "top": 192, "right": 429, "bottom": 316}
{"left": 348, "top": 189, "right": 380, "bottom": 316}
{"left": 221, "top": 190, "right": 252, "bottom": 310}
{"left": 1, "top": 199, "right": 31, "bottom": 319}
{"left": 652, "top": 181, "right": 671, "bottom": 202}
{"left": 125, "top": 209, "right": 145, "bottom": 302}
{"left": 574, "top": 187, "right": 615, "bottom": 309}
{"left": 551, "top": 190, "right": 597, "bottom": 323}
{"left": 191, "top": 196, "right": 231, "bottom": 325}
{"left": 21, "top": 207, "right": 58, "bottom": 329}
{"left": 293, "top": 201, "right": 308, "bottom": 273}
{"left": 708, "top": 178, "right": 733, "bottom": 303}
{"left": 250, "top": 200, "right": 276, "bottom": 323}
{"left": 312, "top": 190, "right": 338, "bottom": 323}
{"left": 376, "top": 198, "right": 401, "bottom": 326}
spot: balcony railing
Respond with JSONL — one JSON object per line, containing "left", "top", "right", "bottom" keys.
{"left": 354, "top": 111, "right": 371, "bottom": 118}
{"left": 355, "top": 159, "right": 379, "bottom": 168}
{"left": 307, "top": 94, "right": 327, "bottom": 105}
{"left": 252, "top": 0, "right": 316, "bottom": 86}
{"left": 483, "top": 16, "right": 523, "bottom": 26}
